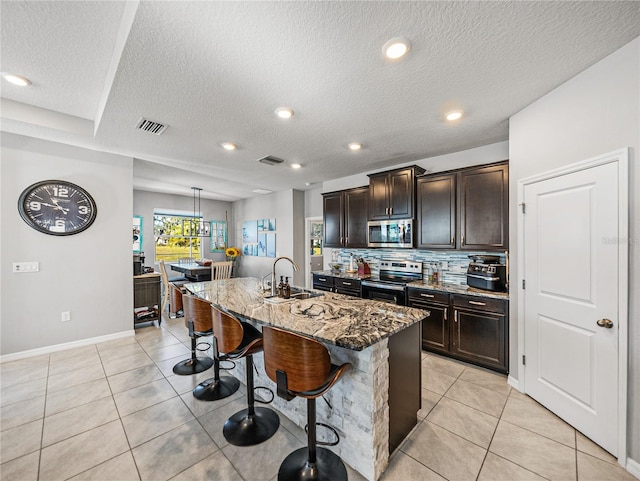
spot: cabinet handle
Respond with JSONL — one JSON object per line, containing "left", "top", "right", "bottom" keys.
{"left": 444, "top": 309, "right": 447, "bottom": 321}
{"left": 385, "top": 207, "right": 389, "bottom": 215}
{"left": 420, "top": 293, "right": 435, "bottom": 298}
{"left": 346, "top": 237, "right": 349, "bottom": 244}
{"left": 318, "top": 278, "right": 326, "bottom": 282}
{"left": 341, "top": 237, "right": 344, "bottom": 244}
{"left": 343, "top": 281, "right": 352, "bottom": 286}
{"left": 462, "top": 235, "right": 465, "bottom": 245}
{"left": 455, "top": 311, "right": 458, "bottom": 323}
{"left": 468, "top": 300, "right": 486, "bottom": 306}
{"left": 451, "top": 236, "right": 455, "bottom": 245}
{"left": 390, "top": 207, "right": 393, "bottom": 215}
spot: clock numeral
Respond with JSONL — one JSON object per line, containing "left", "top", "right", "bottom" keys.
{"left": 50, "top": 219, "right": 66, "bottom": 233}
{"left": 78, "top": 205, "right": 89, "bottom": 215}
{"left": 29, "top": 201, "right": 41, "bottom": 211}
{"left": 52, "top": 187, "right": 69, "bottom": 197}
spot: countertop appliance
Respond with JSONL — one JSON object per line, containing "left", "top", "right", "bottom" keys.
{"left": 367, "top": 219, "right": 413, "bottom": 248}
{"left": 466, "top": 255, "right": 506, "bottom": 292}
{"left": 361, "top": 259, "right": 423, "bottom": 305}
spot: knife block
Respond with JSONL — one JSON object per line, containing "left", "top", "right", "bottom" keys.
{"left": 358, "top": 263, "right": 371, "bottom": 276}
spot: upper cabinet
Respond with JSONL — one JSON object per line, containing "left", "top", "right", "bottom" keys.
{"left": 368, "top": 166, "right": 425, "bottom": 220}
{"left": 417, "top": 161, "right": 508, "bottom": 251}
{"left": 323, "top": 186, "right": 369, "bottom": 248}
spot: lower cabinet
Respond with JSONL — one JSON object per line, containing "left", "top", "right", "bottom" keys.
{"left": 312, "top": 273, "right": 361, "bottom": 297}
{"left": 407, "top": 288, "right": 508, "bottom": 373}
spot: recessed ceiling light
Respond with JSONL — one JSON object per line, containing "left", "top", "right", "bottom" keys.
{"left": 291, "top": 163, "right": 302, "bottom": 169}
{"left": 2, "top": 73, "right": 31, "bottom": 86}
{"left": 253, "top": 189, "right": 273, "bottom": 195}
{"left": 275, "top": 107, "right": 294, "bottom": 119}
{"left": 221, "top": 142, "right": 237, "bottom": 151}
{"left": 445, "top": 110, "right": 463, "bottom": 121}
{"left": 348, "top": 142, "right": 363, "bottom": 151}
{"left": 382, "top": 37, "right": 411, "bottom": 60}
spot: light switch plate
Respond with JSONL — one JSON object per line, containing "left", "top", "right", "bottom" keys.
{"left": 13, "top": 262, "right": 39, "bottom": 273}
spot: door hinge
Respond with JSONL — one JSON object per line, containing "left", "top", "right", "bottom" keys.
{"left": 522, "top": 355, "right": 526, "bottom": 365}
{"left": 520, "top": 202, "right": 526, "bottom": 214}
{"left": 522, "top": 279, "right": 526, "bottom": 289}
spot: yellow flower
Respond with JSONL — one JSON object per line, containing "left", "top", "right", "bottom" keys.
{"left": 225, "top": 247, "right": 241, "bottom": 259}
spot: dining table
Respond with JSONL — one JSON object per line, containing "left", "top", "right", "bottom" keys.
{"left": 168, "top": 262, "right": 212, "bottom": 282}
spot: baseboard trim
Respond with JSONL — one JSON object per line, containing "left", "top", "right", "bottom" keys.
{"left": 507, "top": 375, "right": 520, "bottom": 391}
{"left": 0, "top": 330, "right": 135, "bottom": 363}
{"left": 626, "top": 457, "right": 640, "bottom": 479}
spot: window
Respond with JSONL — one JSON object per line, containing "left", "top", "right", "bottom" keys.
{"left": 154, "top": 213, "right": 201, "bottom": 262}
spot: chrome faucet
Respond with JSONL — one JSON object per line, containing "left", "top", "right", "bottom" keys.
{"left": 272, "top": 256, "right": 300, "bottom": 296}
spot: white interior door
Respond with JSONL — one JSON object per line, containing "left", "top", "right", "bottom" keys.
{"left": 521, "top": 156, "right": 625, "bottom": 456}
{"left": 305, "top": 217, "right": 323, "bottom": 288}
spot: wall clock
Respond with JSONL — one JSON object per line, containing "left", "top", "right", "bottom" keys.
{"left": 18, "top": 180, "right": 97, "bottom": 236}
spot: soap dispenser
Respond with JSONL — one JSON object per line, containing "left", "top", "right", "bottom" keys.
{"left": 283, "top": 277, "right": 291, "bottom": 299}
{"left": 278, "top": 276, "right": 284, "bottom": 298}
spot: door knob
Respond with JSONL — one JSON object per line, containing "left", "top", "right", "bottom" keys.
{"left": 596, "top": 318, "right": 614, "bottom": 329}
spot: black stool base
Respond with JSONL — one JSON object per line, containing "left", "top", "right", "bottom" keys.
{"left": 223, "top": 407, "right": 280, "bottom": 446}
{"left": 172, "top": 357, "right": 213, "bottom": 376}
{"left": 193, "top": 376, "right": 240, "bottom": 401}
{"left": 278, "top": 447, "right": 348, "bottom": 481}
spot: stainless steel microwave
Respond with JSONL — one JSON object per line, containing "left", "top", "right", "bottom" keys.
{"left": 367, "top": 219, "right": 413, "bottom": 248}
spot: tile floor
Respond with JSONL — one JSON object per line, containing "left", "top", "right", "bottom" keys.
{"left": 1, "top": 317, "right": 637, "bottom": 481}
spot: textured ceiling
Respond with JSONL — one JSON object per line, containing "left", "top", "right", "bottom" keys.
{"left": 2, "top": 1, "right": 639, "bottom": 201}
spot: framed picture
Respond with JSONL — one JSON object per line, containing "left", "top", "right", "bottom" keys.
{"left": 266, "top": 232, "right": 276, "bottom": 258}
{"left": 133, "top": 216, "right": 143, "bottom": 253}
{"left": 242, "top": 220, "right": 258, "bottom": 243}
{"left": 258, "top": 233, "right": 267, "bottom": 256}
{"left": 268, "top": 218, "right": 276, "bottom": 231}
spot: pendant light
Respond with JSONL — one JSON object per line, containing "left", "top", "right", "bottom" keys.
{"left": 182, "top": 187, "right": 211, "bottom": 236}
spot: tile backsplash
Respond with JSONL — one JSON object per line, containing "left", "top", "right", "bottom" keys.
{"left": 329, "top": 248, "right": 508, "bottom": 287}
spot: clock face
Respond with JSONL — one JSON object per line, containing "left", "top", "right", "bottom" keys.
{"left": 18, "top": 180, "right": 97, "bottom": 236}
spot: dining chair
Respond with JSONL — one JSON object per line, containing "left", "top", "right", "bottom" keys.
{"left": 212, "top": 261, "right": 233, "bottom": 280}
{"left": 158, "top": 260, "right": 187, "bottom": 318}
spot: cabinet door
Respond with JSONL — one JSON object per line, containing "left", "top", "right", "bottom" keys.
{"left": 368, "top": 174, "right": 389, "bottom": 220}
{"left": 416, "top": 174, "right": 456, "bottom": 249}
{"left": 388, "top": 168, "right": 414, "bottom": 219}
{"left": 344, "top": 187, "right": 369, "bottom": 247}
{"left": 322, "top": 192, "right": 344, "bottom": 247}
{"left": 451, "top": 308, "right": 507, "bottom": 372}
{"left": 459, "top": 163, "right": 508, "bottom": 250}
{"left": 312, "top": 274, "right": 335, "bottom": 292}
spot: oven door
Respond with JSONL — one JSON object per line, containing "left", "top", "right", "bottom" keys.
{"left": 361, "top": 282, "right": 407, "bottom": 305}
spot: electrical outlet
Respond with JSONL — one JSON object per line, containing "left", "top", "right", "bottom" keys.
{"left": 13, "top": 261, "right": 39, "bottom": 273}
{"left": 61, "top": 311, "right": 71, "bottom": 322}
{"left": 440, "top": 261, "right": 449, "bottom": 271}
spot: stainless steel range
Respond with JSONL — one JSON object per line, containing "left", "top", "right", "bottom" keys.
{"left": 361, "top": 259, "right": 423, "bottom": 305}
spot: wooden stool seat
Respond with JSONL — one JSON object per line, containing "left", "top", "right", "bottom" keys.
{"left": 211, "top": 306, "right": 279, "bottom": 446}
{"left": 172, "top": 295, "right": 214, "bottom": 376}
{"left": 263, "top": 326, "right": 352, "bottom": 481}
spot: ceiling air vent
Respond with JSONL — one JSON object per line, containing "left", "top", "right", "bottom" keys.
{"left": 136, "top": 118, "right": 168, "bottom": 135}
{"left": 257, "top": 155, "right": 285, "bottom": 166}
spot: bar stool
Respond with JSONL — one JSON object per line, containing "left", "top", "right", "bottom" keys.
{"left": 211, "top": 306, "right": 280, "bottom": 446}
{"left": 262, "top": 326, "right": 352, "bottom": 481}
{"left": 168, "top": 283, "right": 184, "bottom": 319}
{"left": 172, "top": 295, "right": 214, "bottom": 375}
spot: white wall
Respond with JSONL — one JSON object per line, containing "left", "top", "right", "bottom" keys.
{"left": 133, "top": 190, "right": 233, "bottom": 267}
{"left": 509, "top": 37, "right": 640, "bottom": 463}
{"left": 322, "top": 141, "right": 509, "bottom": 193}
{"left": 1, "top": 133, "right": 134, "bottom": 356}
{"left": 232, "top": 189, "right": 305, "bottom": 286}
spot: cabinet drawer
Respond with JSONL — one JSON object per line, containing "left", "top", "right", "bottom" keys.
{"left": 312, "top": 274, "right": 334, "bottom": 289}
{"left": 407, "top": 287, "right": 449, "bottom": 305}
{"left": 452, "top": 294, "right": 506, "bottom": 314}
{"left": 335, "top": 278, "right": 361, "bottom": 290}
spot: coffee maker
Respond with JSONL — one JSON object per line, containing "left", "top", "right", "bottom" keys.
{"left": 133, "top": 253, "right": 145, "bottom": 276}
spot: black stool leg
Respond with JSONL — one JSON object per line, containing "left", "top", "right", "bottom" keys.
{"left": 193, "top": 356, "right": 240, "bottom": 401}
{"left": 173, "top": 333, "right": 213, "bottom": 375}
{"left": 277, "top": 398, "right": 348, "bottom": 481}
{"left": 223, "top": 355, "right": 280, "bottom": 446}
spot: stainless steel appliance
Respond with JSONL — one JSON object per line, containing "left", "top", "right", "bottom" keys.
{"left": 367, "top": 219, "right": 413, "bottom": 248}
{"left": 361, "top": 259, "right": 423, "bottom": 305}
{"left": 466, "top": 255, "right": 506, "bottom": 292}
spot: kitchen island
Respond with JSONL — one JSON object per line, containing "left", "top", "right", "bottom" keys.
{"left": 185, "top": 277, "right": 428, "bottom": 481}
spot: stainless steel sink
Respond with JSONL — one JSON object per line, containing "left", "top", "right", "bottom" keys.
{"left": 264, "top": 288, "right": 323, "bottom": 304}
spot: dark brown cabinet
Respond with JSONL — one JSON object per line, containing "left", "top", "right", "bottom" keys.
{"left": 416, "top": 173, "right": 456, "bottom": 249}
{"left": 459, "top": 163, "right": 509, "bottom": 250}
{"left": 322, "top": 186, "right": 369, "bottom": 248}
{"left": 368, "top": 166, "right": 425, "bottom": 220}
{"left": 312, "top": 274, "right": 361, "bottom": 297}
{"left": 408, "top": 288, "right": 508, "bottom": 373}
{"left": 416, "top": 161, "right": 508, "bottom": 251}
{"left": 133, "top": 273, "right": 161, "bottom": 325}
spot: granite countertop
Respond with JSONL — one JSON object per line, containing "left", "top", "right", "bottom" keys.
{"left": 406, "top": 280, "right": 509, "bottom": 300}
{"left": 314, "top": 270, "right": 371, "bottom": 280}
{"left": 184, "top": 277, "right": 428, "bottom": 351}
